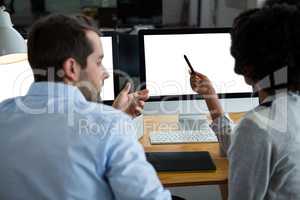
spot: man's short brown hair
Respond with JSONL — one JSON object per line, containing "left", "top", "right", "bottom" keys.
{"left": 27, "top": 14, "right": 100, "bottom": 82}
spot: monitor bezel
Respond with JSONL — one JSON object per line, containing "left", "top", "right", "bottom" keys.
{"left": 100, "top": 31, "right": 119, "bottom": 105}
{"left": 138, "top": 28, "right": 254, "bottom": 102}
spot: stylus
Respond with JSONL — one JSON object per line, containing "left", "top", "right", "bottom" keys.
{"left": 184, "top": 55, "right": 195, "bottom": 74}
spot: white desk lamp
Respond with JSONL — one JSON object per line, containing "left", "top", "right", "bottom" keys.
{"left": 0, "top": 6, "right": 27, "bottom": 64}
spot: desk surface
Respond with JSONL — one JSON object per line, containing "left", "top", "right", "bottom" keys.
{"left": 139, "top": 114, "right": 240, "bottom": 187}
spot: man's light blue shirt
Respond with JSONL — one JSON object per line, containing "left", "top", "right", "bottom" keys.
{"left": 0, "top": 82, "right": 171, "bottom": 200}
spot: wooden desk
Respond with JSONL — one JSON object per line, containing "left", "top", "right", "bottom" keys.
{"left": 140, "top": 114, "right": 231, "bottom": 199}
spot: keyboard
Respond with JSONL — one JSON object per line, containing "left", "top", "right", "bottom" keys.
{"left": 149, "top": 130, "right": 218, "bottom": 144}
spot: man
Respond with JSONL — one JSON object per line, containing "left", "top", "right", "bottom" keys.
{"left": 0, "top": 14, "right": 171, "bottom": 199}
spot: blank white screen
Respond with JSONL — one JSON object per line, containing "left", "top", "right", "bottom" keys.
{"left": 143, "top": 33, "right": 252, "bottom": 97}
{"left": 0, "top": 60, "right": 34, "bottom": 103}
{"left": 100, "top": 36, "right": 115, "bottom": 101}
{"left": 0, "top": 36, "right": 115, "bottom": 103}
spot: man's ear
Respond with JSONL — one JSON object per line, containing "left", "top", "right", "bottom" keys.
{"left": 62, "top": 58, "right": 81, "bottom": 83}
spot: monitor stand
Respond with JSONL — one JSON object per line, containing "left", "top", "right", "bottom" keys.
{"left": 179, "top": 113, "right": 210, "bottom": 131}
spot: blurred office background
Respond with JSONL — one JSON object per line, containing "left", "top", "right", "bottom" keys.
{"left": 2, "top": 0, "right": 264, "bottom": 88}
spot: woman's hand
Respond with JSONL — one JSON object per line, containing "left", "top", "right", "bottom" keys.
{"left": 190, "top": 71, "right": 216, "bottom": 96}
{"left": 190, "top": 71, "right": 224, "bottom": 121}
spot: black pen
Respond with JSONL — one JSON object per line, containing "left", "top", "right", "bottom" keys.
{"left": 184, "top": 54, "right": 195, "bottom": 74}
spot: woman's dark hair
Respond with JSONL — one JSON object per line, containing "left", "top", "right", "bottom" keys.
{"left": 231, "top": 5, "right": 300, "bottom": 88}
{"left": 27, "top": 14, "right": 100, "bottom": 82}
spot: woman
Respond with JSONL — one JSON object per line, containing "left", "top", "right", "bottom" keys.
{"left": 190, "top": 5, "right": 300, "bottom": 200}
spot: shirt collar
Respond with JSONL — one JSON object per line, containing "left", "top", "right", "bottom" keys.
{"left": 26, "top": 82, "right": 87, "bottom": 103}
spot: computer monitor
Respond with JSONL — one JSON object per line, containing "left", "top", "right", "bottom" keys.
{"left": 0, "top": 60, "right": 34, "bottom": 103}
{"left": 0, "top": 34, "right": 118, "bottom": 103}
{"left": 100, "top": 33, "right": 119, "bottom": 102}
{"left": 139, "top": 28, "right": 253, "bottom": 101}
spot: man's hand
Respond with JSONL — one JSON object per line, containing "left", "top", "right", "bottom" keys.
{"left": 113, "top": 82, "right": 149, "bottom": 118}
